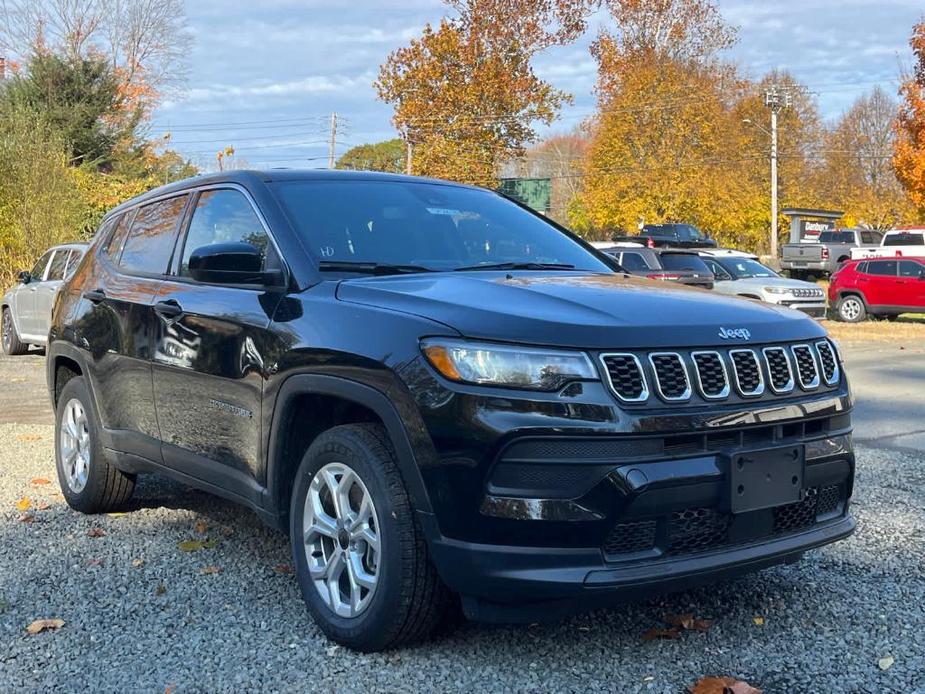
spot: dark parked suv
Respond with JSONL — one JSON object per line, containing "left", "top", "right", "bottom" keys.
{"left": 48, "top": 170, "right": 856, "bottom": 651}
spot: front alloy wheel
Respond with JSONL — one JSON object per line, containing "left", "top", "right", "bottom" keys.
{"left": 303, "top": 462, "right": 381, "bottom": 618}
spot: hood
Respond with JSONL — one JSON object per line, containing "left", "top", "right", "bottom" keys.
{"left": 336, "top": 272, "right": 826, "bottom": 349}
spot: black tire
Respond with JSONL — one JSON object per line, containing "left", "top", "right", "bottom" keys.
{"left": 835, "top": 295, "right": 866, "bottom": 323}
{"left": 289, "top": 423, "right": 452, "bottom": 651}
{"left": 1, "top": 307, "right": 28, "bottom": 355}
{"left": 55, "top": 376, "right": 135, "bottom": 513}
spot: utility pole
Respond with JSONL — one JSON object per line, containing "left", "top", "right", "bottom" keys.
{"left": 328, "top": 112, "right": 338, "bottom": 169}
{"left": 764, "top": 87, "right": 791, "bottom": 259}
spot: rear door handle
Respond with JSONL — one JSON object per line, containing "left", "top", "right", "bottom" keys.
{"left": 83, "top": 289, "right": 106, "bottom": 303}
{"left": 153, "top": 300, "right": 183, "bottom": 318}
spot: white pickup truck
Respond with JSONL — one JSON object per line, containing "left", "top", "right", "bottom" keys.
{"left": 850, "top": 229, "right": 925, "bottom": 260}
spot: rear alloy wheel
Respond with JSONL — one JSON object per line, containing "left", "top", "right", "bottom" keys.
{"left": 55, "top": 376, "right": 135, "bottom": 513}
{"left": 836, "top": 295, "right": 866, "bottom": 323}
{"left": 290, "top": 423, "right": 452, "bottom": 651}
{"left": 1, "top": 308, "right": 28, "bottom": 355}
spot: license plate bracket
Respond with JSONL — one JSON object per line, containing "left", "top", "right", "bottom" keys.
{"left": 727, "top": 445, "right": 805, "bottom": 514}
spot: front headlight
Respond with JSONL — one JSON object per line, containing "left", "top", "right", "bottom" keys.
{"left": 763, "top": 286, "right": 791, "bottom": 295}
{"left": 421, "top": 338, "right": 597, "bottom": 391}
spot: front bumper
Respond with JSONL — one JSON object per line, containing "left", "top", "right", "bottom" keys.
{"left": 431, "top": 514, "right": 854, "bottom": 622}
{"left": 775, "top": 300, "right": 827, "bottom": 319}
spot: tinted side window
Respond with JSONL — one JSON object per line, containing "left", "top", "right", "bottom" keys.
{"left": 100, "top": 213, "right": 129, "bottom": 261}
{"left": 179, "top": 189, "right": 269, "bottom": 277}
{"left": 704, "top": 259, "right": 732, "bottom": 280}
{"left": 46, "top": 250, "right": 69, "bottom": 281}
{"left": 868, "top": 260, "right": 897, "bottom": 276}
{"left": 855, "top": 262, "right": 868, "bottom": 274}
{"left": 63, "top": 249, "right": 84, "bottom": 280}
{"left": 120, "top": 196, "right": 188, "bottom": 275}
{"left": 30, "top": 251, "right": 53, "bottom": 279}
{"left": 619, "top": 252, "right": 651, "bottom": 271}
{"left": 660, "top": 253, "right": 711, "bottom": 272}
{"left": 899, "top": 260, "right": 924, "bottom": 277}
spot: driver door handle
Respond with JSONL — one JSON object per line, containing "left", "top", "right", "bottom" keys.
{"left": 83, "top": 289, "right": 106, "bottom": 303}
{"left": 153, "top": 300, "right": 183, "bottom": 318}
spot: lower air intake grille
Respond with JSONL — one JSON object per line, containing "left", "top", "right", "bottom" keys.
{"left": 773, "top": 488, "right": 818, "bottom": 533}
{"left": 601, "top": 354, "right": 647, "bottom": 402}
{"left": 667, "top": 507, "right": 731, "bottom": 555}
{"left": 792, "top": 345, "right": 820, "bottom": 389}
{"left": 602, "top": 520, "right": 657, "bottom": 556}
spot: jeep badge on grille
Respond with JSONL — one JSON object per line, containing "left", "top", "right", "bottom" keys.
{"left": 719, "top": 327, "right": 751, "bottom": 340}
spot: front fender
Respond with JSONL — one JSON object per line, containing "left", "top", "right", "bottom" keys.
{"left": 266, "top": 373, "right": 435, "bottom": 520}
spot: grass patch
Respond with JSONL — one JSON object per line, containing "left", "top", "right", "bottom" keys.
{"left": 825, "top": 316, "right": 925, "bottom": 345}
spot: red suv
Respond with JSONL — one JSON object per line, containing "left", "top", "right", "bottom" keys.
{"left": 829, "top": 257, "right": 925, "bottom": 321}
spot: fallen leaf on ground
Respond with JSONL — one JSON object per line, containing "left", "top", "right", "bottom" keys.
{"left": 200, "top": 565, "right": 222, "bottom": 575}
{"left": 155, "top": 584, "right": 166, "bottom": 596}
{"left": 35, "top": 501, "right": 51, "bottom": 511}
{"left": 752, "top": 616, "right": 765, "bottom": 626}
{"left": 15, "top": 498, "right": 31, "bottom": 512}
{"left": 274, "top": 564, "right": 294, "bottom": 575}
{"left": 878, "top": 655, "right": 895, "bottom": 671}
{"left": 177, "top": 539, "right": 218, "bottom": 552}
{"left": 194, "top": 519, "right": 209, "bottom": 535}
{"left": 86, "top": 527, "right": 106, "bottom": 538}
{"left": 30, "top": 478, "right": 51, "bottom": 486}
{"left": 106, "top": 512, "right": 127, "bottom": 517}
{"left": 18, "top": 513, "right": 34, "bottom": 523}
{"left": 688, "top": 676, "right": 762, "bottom": 694}
{"left": 26, "top": 618, "right": 65, "bottom": 635}
{"left": 16, "top": 433, "right": 41, "bottom": 441}
{"left": 664, "top": 613, "right": 713, "bottom": 632}
{"left": 642, "top": 627, "right": 682, "bottom": 641}
{"left": 132, "top": 558, "right": 145, "bottom": 568}
{"left": 164, "top": 685, "right": 176, "bottom": 694}
{"left": 220, "top": 526, "right": 234, "bottom": 537}
{"left": 87, "top": 558, "right": 103, "bottom": 567}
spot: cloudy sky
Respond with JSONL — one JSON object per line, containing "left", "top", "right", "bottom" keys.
{"left": 151, "top": 0, "right": 923, "bottom": 171}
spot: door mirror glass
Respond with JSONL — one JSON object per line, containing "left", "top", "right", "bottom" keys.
{"left": 18, "top": 270, "right": 31, "bottom": 284}
{"left": 188, "top": 242, "right": 281, "bottom": 286}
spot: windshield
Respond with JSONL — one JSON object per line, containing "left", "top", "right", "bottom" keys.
{"left": 659, "top": 253, "right": 711, "bottom": 272}
{"left": 719, "top": 258, "right": 779, "bottom": 279}
{"left": 272, "top": 180, "right": 613, "bottom": 274}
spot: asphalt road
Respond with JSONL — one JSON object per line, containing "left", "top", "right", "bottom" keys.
{"left": 0, "top": 345, "right": 922, "bottom": 692}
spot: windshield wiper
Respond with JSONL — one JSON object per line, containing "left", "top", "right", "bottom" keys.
{"left": 318, "top": 261, "right": 437, "bottom": 276}
{"left": 452, "top": 262, "right": 577, "bottom": 272}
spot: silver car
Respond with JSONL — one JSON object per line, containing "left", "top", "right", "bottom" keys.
{"left": 699, "top": 250, "right": 827, "bottom": 319}
{"left": 2, "top": 243, "right": 87, "bottom": 354}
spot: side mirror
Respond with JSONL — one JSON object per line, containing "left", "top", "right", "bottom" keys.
{"left": 18, "top": 271, "right": 31, "bottom": 284}
{"left": 188, "top": 242, "right": 282, "bottom": 286}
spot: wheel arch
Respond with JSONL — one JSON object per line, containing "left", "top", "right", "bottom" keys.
{"left": 266, "top": 374, "right": 435, "bottom": 529}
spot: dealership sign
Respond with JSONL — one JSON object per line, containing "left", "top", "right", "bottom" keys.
{"left": 800, "top": 219, "right": 836, "bottom": 241}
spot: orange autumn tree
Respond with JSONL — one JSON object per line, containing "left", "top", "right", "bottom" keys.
{"left": 894, "top": 18, "right": 925, "bottom": 213}
{"left": 375, "top": 0, "right": 593, "bottom": 186}
{"left": 572, "top": 0, "right": 752, "bottom": 241}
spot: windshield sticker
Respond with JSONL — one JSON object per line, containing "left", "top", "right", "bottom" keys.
{"left": 426, "top": 207, "right": 461, "bottom": 216}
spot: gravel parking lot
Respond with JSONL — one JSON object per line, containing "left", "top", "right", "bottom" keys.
{"left": 1, "top": 349, "right": 923, "bottom": 692}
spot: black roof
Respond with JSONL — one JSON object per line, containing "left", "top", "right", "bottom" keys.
{"left": 105, "top": 169, "right": 480, "bottom": 219}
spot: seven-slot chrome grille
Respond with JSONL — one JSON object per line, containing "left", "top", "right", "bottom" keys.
{"left": 600, "top": 339, "right": 839, "bottom": 405}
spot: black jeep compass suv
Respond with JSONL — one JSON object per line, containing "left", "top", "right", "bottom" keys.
{"left": 47, "top": 170, "right": 855, "bottom": 651}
